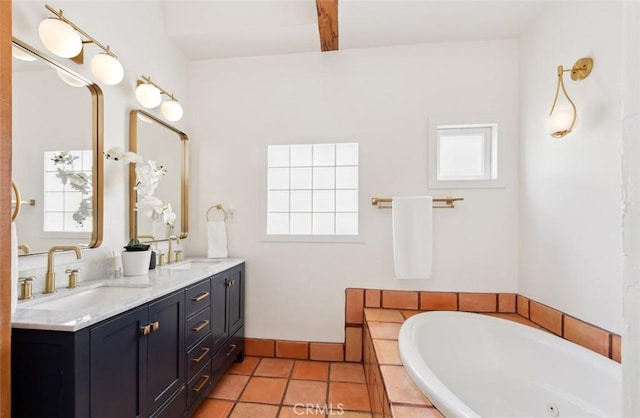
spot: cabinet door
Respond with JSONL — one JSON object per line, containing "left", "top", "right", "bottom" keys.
{"left": 227, "top": 264, "right": 244, "bottom": 335}
{"left": 146, "top": 290, "right": 185, "bottom": 416}
{"left": 90, "top": 306, "right": 148, "bottom": 418}
{"left": 210, "top": 272, "right": 229, "bottom": 353}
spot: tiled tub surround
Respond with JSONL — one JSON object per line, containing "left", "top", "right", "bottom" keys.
{"left": 345, "top": 289, "right": 621, "bottom": 364}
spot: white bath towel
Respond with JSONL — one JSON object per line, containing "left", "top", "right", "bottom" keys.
{"left": 207, "top": 221, "right": 228, "bottom": 258}
{"left": 392, "top": 196, "right": 433, "bottom": 279}
{"left": 11, "top": 222, "right": 18, "bottom": 313}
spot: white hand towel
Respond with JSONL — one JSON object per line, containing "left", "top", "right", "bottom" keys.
{"left": 207, "top": 221, "right": 228, "bottom": 258}
{"left": 11, "top": 222, "right": 19, "bottom": 313}
{"left": 392, "top": 196, "right": 433, "bottom": 279}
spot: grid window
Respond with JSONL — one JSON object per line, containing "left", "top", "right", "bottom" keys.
{"left": 267, "top": 143, "right": 358, "bottom": 236}
{"left": 43, "top": 150, "right": 93, "bottom": 232}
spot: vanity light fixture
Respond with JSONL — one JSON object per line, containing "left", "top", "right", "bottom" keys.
{"left": 547, "top": 57, "right": 593, "bottom": 139}
{"left": 38, "top": 4, "right": 124, "bottom": 85}
{"left": 136, "top": 76, "right": 184, "bottom": 121}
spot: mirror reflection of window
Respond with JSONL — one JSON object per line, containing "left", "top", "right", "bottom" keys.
{"left": 43, "top": 150, "right": 93, "bottom": 233}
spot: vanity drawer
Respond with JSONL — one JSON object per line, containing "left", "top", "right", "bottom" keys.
{"left": 187, "top": 307, "right": 211, "bottom": 348}
{"left": 187, "top": 334, "right": 213, "bottom": 381}
{"left": 187, "top": 360, "right": 212, "bottom": 409}
{"left": 186, "top": 279, "right": 211, "bottom": 317}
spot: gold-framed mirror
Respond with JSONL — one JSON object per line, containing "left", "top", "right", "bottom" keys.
{"left": 129, "top": 110, "right": 189, "bottom": 242}
{"left": 11, "top": 37, "right": 103, "bottom": 256}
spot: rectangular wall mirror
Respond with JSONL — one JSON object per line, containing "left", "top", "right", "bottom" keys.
{"left": 12, "top": 37, "right": 103, "bottom": 256}
{"left": 129, "top": 110, "right": 189, "bottom": 242}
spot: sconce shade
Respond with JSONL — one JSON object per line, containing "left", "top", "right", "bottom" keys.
{"left": 11, "top": 45, "right": 36, "bottom": 61}
{"left": 161, "top": 99, "right": 184, "bottom": 122}
{"left": 136, "top": 83, "right": 162, "bottom": 108}
{"left": 547, "top": 108, "right": 575, "bottom": 138}
{"left": 90, "top": 53, "right": 124, "bottom": 85}
{"left": 38, "top": 18, "right": 82, "bottom": 58}
{"left": 56, "top": 69, "right": 87, "bottom": 87}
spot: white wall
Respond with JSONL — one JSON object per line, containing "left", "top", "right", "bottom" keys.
{"left": 12, "top": 1, "right": 189, "bottom": 273}
{"left": 187, "top": 40, "right": 520, "bottom": 342}
{"left": 518, "top": 2, "right": 623, "bottom": 334}
{"left": 622, "top": 0, "right": 640, "bottom": 414}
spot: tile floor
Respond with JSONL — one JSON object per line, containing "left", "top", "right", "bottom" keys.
{"left": 193, "top": 357, "right": 372, "bottom": 418}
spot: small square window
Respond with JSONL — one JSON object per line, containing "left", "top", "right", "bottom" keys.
{"left": 437, "top": 126, "right": 494, "bottom": 181}
{"left": 429, "top": 121, "right": 502, "bottom": 189}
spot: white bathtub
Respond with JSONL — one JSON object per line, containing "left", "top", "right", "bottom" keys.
{"left": 398, "top": 311, "right": 621, "bottom": 418}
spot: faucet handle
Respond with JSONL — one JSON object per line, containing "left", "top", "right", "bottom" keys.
{"left": 18, "top": 276, "right": 36, "bottom": 300}
{"left": 65, "top": 269, "right": 79, "bottom": 289}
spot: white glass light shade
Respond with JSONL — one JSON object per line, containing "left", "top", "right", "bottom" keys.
{"left": 161, "top": 99, "right": 184, "bottom": 121}
{"left": 90, "top": 53, "right": 124, "bottom": 85}
{"left": 56, "top": 69, "right": 86, "bottom": 87}
{"left": 38, "top": 18, "right": 82, "bottom": 58}
{"left": 547, "top": 108, "right": 575, "bottom": 138}
{"left": 135, "top": 83, "right": 161, "bottom": 108}
{"left": 11, "top": 45, "right": 36, "bottom": 61}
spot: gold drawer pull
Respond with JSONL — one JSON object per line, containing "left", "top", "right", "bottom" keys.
{"left": 192, "top": 374, "right": 210, "bottom": 393}
{"left": 225, "top": 344, "right": 237, "bottom": 357}
{"left": 151, "top": 321, "right": 160, "bottom": 332}
{"left": 192, "top": 347, "right": 210, "bottom": 363}
{"left": 192, "top": 320, "right": 210, "bottom": 333}
{"left": 140, "top": 325, "right": 150, "bottom": 336}
{"left": 192, "top": 291, "right": 210, "bottom": 302}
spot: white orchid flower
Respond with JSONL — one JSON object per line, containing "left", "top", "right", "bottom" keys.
{"left": 136, "top": 194, "right": 164, "bottom": 218}
{"left": 163, "top": 203, "right": 177, "bottom": 226}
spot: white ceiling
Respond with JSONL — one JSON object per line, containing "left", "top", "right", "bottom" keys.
{"left": 163, "top": 1, "right": 549, "bottom": 61}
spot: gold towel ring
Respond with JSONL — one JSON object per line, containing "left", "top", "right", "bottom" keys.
{"left": 206, "top": 204, "right": 227, "bottom": 222}
{"left": 11, "top": 181, "right": 21, "bottom": 222}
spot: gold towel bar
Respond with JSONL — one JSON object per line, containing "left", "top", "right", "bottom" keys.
{"left": 371, "top": 197, "right": 464, "bottom": 209}
{"left": 206, "top": 204, "right": 227, "bottom": 221}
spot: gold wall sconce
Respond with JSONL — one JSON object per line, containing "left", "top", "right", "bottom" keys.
{"left": 548, "top": 57, "right": 594, "bottom": 139}
{"left": 38, "top": 4, "right": 124, "bottom": 85}
{"left": 135, "top": 76, "right": 184, "bottom": 122}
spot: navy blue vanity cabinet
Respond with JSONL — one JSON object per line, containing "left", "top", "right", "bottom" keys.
{"left": 91, "top": 290, "right": 186, "bottom": 418}
{"left": 227, "top": 264, "right": 244, "bottom": 337}
{"left": 89, "top": 305, "right": 149, "bottom": 418}
{"left": 12, "top": 289, "right": 186, "bottom": 418}
{"left": 12, "top": 262, "right": 244, "bottom": 418}
{"left": 210, "top": 271, "right": 230, "bottom": 352}
{"left": 12, "top": 327, "right": 91, "bottom": 418}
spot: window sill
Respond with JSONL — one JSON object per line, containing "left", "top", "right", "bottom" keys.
{"left": 261, "top": 234, "right": 365, "bottom": 244}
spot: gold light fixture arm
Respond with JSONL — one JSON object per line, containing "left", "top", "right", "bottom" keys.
{"left": 138, "top": 76, "right": 179, "bottom": 102}
{"left": 44, "top": 4, "right": 118, "bottom": 59}
{"left": 548, "top": 65, "right": 578, "bottom": 138}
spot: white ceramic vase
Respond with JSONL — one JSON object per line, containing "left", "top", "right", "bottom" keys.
{"left": 121, "top": 250, "right": 151, "bottom": 276}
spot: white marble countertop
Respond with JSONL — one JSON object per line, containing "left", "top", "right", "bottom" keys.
{"left": 11, "top": 258, "right": 245, "bottom": 332}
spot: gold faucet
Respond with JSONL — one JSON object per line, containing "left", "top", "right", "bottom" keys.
{"left": 168, "top": 235, "right": 180, "bottom": 264}
{"left": 44, "top": 245, "right": 82, "bottom": 294}
{"left": 18, "top": 244, "right": 31, "bottom": 254}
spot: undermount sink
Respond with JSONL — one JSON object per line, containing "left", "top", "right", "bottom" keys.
{"left": 26, "top": 286, "right": 143, "bottom": 311}
{"left": 168, "top": 259, "right": 224, "bottom": 270}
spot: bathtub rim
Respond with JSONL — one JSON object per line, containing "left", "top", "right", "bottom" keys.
{"left": 399, "top": 311, "right": 481, "bottom": 418}
{"left": 398, "top": 310, "right": 620, "bottom": 418}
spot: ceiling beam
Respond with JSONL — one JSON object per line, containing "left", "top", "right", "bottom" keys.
{"left": 316, "top": 0, "right": 338, "bottom": 52}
